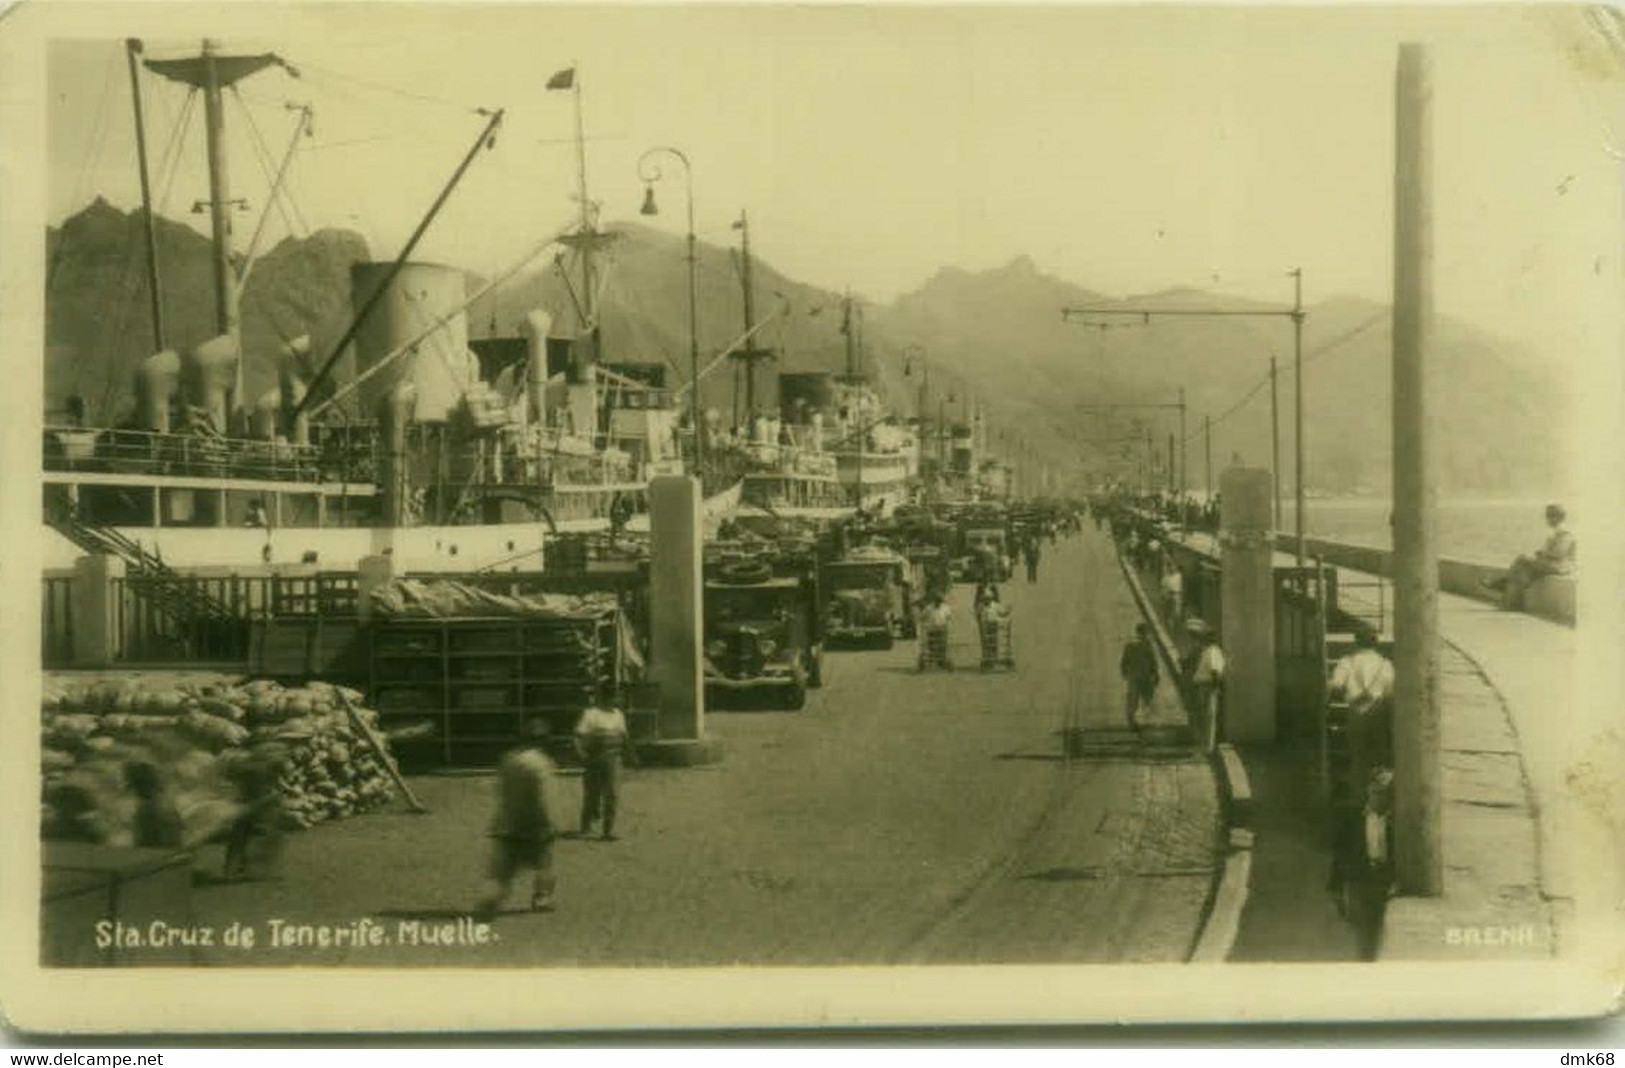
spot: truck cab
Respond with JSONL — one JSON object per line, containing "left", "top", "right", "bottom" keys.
{"left": 703, "top": 556, "right": 823, "bottom": 710}
{"left": 820, "top": 547, "right": 915, "bottom": 648}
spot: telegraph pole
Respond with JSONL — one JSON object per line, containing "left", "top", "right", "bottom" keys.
{"left": 1392, "top": 42, "right": 1442, "bottom": 896}
{"left": 1063, "top": 284, "right": 1308, "bottom": 563}
{"left": 1167, "top": 432, "right": 1176, "bottom": 495}
{"left": 1270, "top": 356, "right": 1282, "bottom": 529}
{"left": 1177, "top": 387, "right": 1187, "bottom": 498}
{"left": 1290, "top": 266, "right": 1306, "bottom": 569}
{"left": 1204, "top": 414, "right": 1213, "bottom": 500}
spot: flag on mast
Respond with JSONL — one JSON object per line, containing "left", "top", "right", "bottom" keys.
{"left": 546, "top": 67, "right": 575, "bottom": 90}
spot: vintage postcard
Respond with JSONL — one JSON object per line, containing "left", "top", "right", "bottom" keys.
{"left": 0, "top": 0, "right": 1621, "bottom": 1036}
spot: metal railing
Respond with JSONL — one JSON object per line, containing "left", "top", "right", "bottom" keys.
{"left": 111, "top": 574, "right": 271, "bottom": 663}
{"left": 44, "top": 425, "right": 377, "bottom": 485}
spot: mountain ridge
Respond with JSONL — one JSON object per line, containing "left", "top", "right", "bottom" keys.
{"left": 43, "top": 201, "right": 1567, "bottom": 495}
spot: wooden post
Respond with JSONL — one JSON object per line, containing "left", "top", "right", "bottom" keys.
{"left": 1392, "top": 42, "right": 1443, "bottom": 896}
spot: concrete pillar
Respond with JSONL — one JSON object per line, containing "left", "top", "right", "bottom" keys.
{"left": 355, "top": 553, "right": 400, "bottom": 623}
{"left": 71, "top": 554, "right": 126, "bottom": 667}
{"left": 1219, "top": 466, "right": 1276, "bottom": 743}
{"left": 645, "top": 475, "right": 722, "bottom": 765}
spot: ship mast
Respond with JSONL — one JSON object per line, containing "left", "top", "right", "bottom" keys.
{"left": 124, "top": 39, "right": 165, "bottom": 353}
{"left": 731, "top": 210, "right": 773, "bottom": 431}
{"left": 145, "top": 38, "right": 295, "bottom": 408}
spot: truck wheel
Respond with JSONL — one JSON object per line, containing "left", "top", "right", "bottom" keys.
{"left": 877, "top": 633, "right": 895, "bottom": 651}
{"left": 783, "top": 683, "right": 807, "bottom": 711}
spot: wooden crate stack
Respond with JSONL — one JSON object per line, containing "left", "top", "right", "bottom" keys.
{"left": 368, "top": 610, "right": 620, "bottom": 766}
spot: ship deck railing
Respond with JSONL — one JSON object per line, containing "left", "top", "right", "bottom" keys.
{"left": 43, "top": 426, "right": 375, "bottom": 486}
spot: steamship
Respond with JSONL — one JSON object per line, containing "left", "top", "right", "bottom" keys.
{"left": 42, "top": 44, "right": 677, "bottom": 575}
{"left": 42, "top": 258, "right": 680, "bottom": 573}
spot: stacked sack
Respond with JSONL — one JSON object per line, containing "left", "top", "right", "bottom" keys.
{"left": 41, "top": 673, "right": 402, "bottom": 843}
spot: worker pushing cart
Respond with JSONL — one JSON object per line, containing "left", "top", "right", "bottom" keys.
{"left": 917, "top": 592, "right": 953, "bottom": 671}
{"left": 977, "top": 588, "right": 1014, "bottom": 671}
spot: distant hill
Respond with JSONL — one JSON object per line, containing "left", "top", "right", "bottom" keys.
{"left": 45, "top": 203, "right": 1566, "bottom": 495}
{"left": 866, "top": 257, "right": 1568, "bottom": 496}
{"left": 45, "top": 198, "right": 370, "bottom": 422}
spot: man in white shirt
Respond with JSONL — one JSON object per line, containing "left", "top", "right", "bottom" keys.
{"left": 574, "top": 695, "right": 630, "bottom": 842}
{"left": 1160, "top": 563, "right": 1184, "bottom": 624}
{"left": 1326, "top": 627, "right": 1396, "bottom": 915}
{"left": 1483, "top": 503, "right": 1576, "bottom": 611}
{"left": 1188, "top": 630, "right": 1226, "bottom": 751}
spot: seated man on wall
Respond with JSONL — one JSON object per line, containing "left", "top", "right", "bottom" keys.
{"left": 1482, "top": 503, "right": 1575, "bottom": 611}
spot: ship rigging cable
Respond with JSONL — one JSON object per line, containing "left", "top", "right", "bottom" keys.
{"left": 233, "top": 86, "right": 309, "bottom": 238}
{"left": 88, "top": 87, "right": 198, "bottom": 422}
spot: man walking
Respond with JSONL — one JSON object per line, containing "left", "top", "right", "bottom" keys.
{"left": 574, "top": 691, "right": 631, "bottom": 842}
{"left": 475, "top": 744, "right": 560, "bottom": 919}
{"left": 1119, "top": 623, "right": 1160, "bottom": 731}
{"left": 1023, "top": 538, "right": 1041, "bottom": 583}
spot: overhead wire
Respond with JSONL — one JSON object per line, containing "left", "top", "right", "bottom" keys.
{"left": 1179, "top": 307, "right": 1390, "bottom": 445}
{"left": 297, "top": 62, "right": 487, "bottom": 115}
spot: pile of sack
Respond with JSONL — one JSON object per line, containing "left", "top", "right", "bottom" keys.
{"left": 40, "top": 673, "right": 402, "bottom": 844}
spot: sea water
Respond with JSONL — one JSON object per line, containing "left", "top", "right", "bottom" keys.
{"left": 1277, "top": 497, "right": 1570, "bottom": 566}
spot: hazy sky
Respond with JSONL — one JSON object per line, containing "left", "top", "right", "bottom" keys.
{"left": 33, "top": 2, "right": 1625, "bottom": 371}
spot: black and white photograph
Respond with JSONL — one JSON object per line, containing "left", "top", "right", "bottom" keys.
{"left": 1, "top": 0, "right": 1621, "bottom": 1036}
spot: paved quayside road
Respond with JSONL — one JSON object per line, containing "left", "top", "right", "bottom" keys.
{"left": 185, "top": 525, "right": 1221, "bottom": 967}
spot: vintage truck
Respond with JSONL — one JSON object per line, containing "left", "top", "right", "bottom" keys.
{"left": 820, "top": 546, "right": 915, "bottom": 649}
{"left": 703, "top": 553, "right": 824, "bottom": 710}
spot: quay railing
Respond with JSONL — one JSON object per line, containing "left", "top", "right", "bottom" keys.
{"left": 111, "top": 573, "right": 271, "bottom": 663}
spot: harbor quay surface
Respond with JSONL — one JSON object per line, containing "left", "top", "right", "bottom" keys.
{"left": 1172, "top": 529, "right": 1579, "bottom": 962}
{"left": 176, "top": 526, "right": 1222, "bottom": 967}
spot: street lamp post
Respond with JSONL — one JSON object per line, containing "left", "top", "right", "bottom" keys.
{"left": 637, "top": 146, "right": 701, "bottom": 472}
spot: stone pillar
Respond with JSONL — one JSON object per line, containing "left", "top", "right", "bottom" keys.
{"left": 355, "top": 553, "right": 400, "bottom": 623}
{"left": 1219, "top": 466, "right": 1276, "bottom": 743}
{"left": 71, "top": 554, "right": 126, "bottom": 667}
{"left": 645, "top": 475, "right": 721, "bottom": 765}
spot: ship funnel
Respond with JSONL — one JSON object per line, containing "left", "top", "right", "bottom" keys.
{"left": 520, "top": 311, "right": 553, "bottom": 424}
{"left": 184, "top": 334, "right": 240, "bottom": 433}
{"left": 252, "top": 388, "right": 282, "bottom": 441}
{"left": 277, "top": 336, "right": 312, "bottom": 445}
{"left": 134, "top": 349, "right": 181, "bottom": 433}
{"left": 379, "top": 382, "right": 418, "bottom": 526}
{"left": 350, "top": 261, "right": 478, "bottom": 422}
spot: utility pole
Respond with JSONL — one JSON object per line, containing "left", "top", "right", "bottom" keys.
{"left": 124, "top": 39, "right": 165, "bottom": 353}
{"left": 1270, "top": 356, "right": 1282, "bottom": 529}
{"left": 1063, "top": 284, "right": 1308, "bottom": 562}
{"left": 1167, "top": 432, "right": 1176, "bottom": 495}
{"left": 1392, "top": 42, "right": 1442, "bottom": 896}
{"left": 1290, "top": 266, "right": 1306, "bottom": 570}
{"left": 1204, "top": 415, "right": 1213, "bottom": 500}
{"left": 1178, "top": 387, "right": 1187, "bottom": 498}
